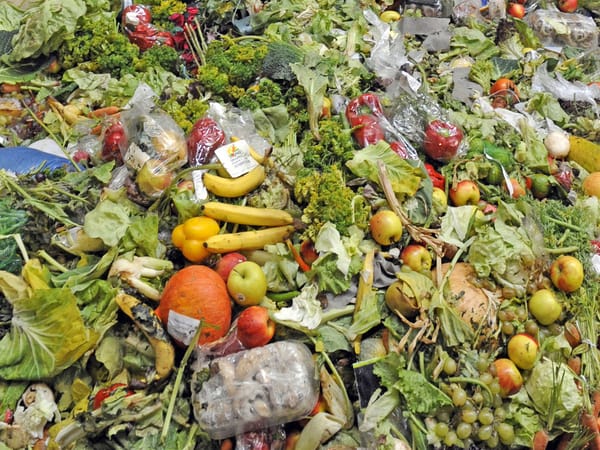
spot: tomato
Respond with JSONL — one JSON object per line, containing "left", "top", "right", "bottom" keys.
{"left": 490, "top": 78, "right": 520, "bottom": 106}
{"left": 93, "top": 383, "right": 133, "bottom": 410}
{"left": 423, "top": 119, "right": 464, "bottom": 162}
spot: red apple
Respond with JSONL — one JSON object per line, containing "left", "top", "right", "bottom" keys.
{"left": 449, "top": 180, "right": 480, "bottom": 206}
{"left": 507, "top": 2, "right": 525, "bottom": 18}
{"left": 400, "top": 244, "right": 432, "bottom": 272}
{"left": 227, "top": 261, "right": 268, "bottom": 306}
{"left": 369, "top": 210, "right": 403, "bottom": 246}
{"left": 558, "top": 0, "right": 577, "bottom": 12}
{"left": 215, "top": 252, "right": 247, "bottom": 282}
{"left": 507, "top": 333, "right": 539, "bottom": 370}
{"left": 236, "top": 305, "right": 276, "bottom": 348}
{"left": 492, "top": 358, "right": 523, "bottom": 397}
{"left": 549, "top": 255, "right": 584, "bottom": 293}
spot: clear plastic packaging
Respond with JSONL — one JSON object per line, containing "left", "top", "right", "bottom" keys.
{"left": 193, "top": 341, "right": 319, "bottom": 439}
{"left": 527, "top": 9, "right": 598, "bottom": 49}
{"left": 117, "top": 85, "right": 187, "bottom": 197}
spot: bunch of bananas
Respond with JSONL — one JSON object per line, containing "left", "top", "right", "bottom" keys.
{"left": 200, "top": 201, "right": 296, "bottom": 253}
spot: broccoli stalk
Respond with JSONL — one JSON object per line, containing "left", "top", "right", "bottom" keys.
{"left": 108, "top": 256, "right": 173, "bottom": 301}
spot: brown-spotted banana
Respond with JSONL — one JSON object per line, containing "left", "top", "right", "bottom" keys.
{"left": 203, "top": 165, "right": 266, "bottom": 198}
{"left": 115, "top": 292, "right": 175, "bottom": 381}
{"left": 201, "top": 201, "right": 294, "bottom": 227}
{"left": 203, "top": 225, "right": 296, "bottom": 253}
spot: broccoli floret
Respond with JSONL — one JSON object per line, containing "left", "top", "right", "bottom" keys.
{"left": 196, "top": 65, "right": 231, "bottom": 97}
{"left": 300, "top": 117, "right": 356, "bottom": 170}
{"left": 137, "top": 44, "right": 182, "bottom": 73}
{"left": 58, "top": 14, "right": 140, "bottom": 78}
{"left": 294, "top": 165, "right": 370, "bottom": 240}
{"left": 262, "top": 41, "right": 304, "bottom": 82}
{"left": 237, "top": 78, "right": 284, "bottom": 110}
{"left": 160, "top": 95, "right": 208, "bottom": 134}
{"left": 203, "top": 38, "right": 268, "bottom": 87}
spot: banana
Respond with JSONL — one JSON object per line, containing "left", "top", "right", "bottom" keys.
{"left": 115, "top": 292, "right": 175, "bottom": 381}
{"left": 203, "top": 225, "right": 296, "bottom": 253}
{"left": 203, "top": 165, "right": 266, "bottom": 198}
{"left": 201, "top": 201, "right": 294, "bottom": 227}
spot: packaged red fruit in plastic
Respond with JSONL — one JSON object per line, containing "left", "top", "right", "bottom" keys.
{"left": 187, "top": 117, "right": 226, "bottom": 166}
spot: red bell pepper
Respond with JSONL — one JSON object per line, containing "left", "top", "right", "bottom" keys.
{"left": 424, "top": 163, "right": 445, "bottom": 190}
{"left": 187, "top": 117, "right": 226, "bottom": 166}
{"left": 350, "top": 115, "right": 385, "bottom": 147}
{"left": 345, "top": 93, "right": 385, "bottom": 123}
{"left": 346, "top": 93, "right": 386, "bottom": 147}
{"left": 423, "top": 119, "right": 463, "bottom": 162}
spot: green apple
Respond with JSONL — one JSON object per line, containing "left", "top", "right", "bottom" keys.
{"left": 507, "top": 333, "right": 538, "bottom": 370}
{"left": 432, "top": 187, "right": 448, "bottom": 214}
{"left": 529, "top": 289, "right": 562, "bottom": 326}
{"left": 400, "top": 244, "right": 433, "bottom": 272}
{"left": 549, "top": 255, "right": 584, "bottom": 293}
{"left": 369, "top": 210, "right": 403, "bottom": 246}
{"left": 227, "top": 261, "right": 267, "bottom": 306}
{"left": 449, "top": 180, "right": 480, "bottom": 206}
{"left": 492, "top": 358, "right": 523, "bottom": 397}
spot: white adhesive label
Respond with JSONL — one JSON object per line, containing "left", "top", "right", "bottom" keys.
{"left": 192, "top": 169, "right": 209, "bottom": 201}
{"left": 167, "top": 310, "right": 200, "bottom": 345}
{"left": 215, "top": 140, "right": 258, "bottom": 178}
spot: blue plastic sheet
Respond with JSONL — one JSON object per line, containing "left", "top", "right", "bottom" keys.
{"left": 0, "top": 147, "right": 75, "bottom": 174}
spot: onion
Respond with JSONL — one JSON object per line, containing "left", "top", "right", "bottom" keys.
{"left": 544, "top": 131, "right": 570, "bottom": 159}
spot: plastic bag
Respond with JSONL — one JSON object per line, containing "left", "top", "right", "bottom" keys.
{"left": 207, "top": 102, "right": 272, "bottom": 156}
{"left": 530, "top": 62, "right": 600, "bottom": 110}
{"left": 387, "top": 92, "right": 466, "bottom": 162}
{"left": 192, "top": 341, "right": 319, "bottom": 439}
{"left": 118, "top": 84, "right": 187, "bottom": 197}
{"left": 527, "top": 9, "right": 598, "bottom": 49}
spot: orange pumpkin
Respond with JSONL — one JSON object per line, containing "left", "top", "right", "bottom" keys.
{"left": 156, "top": 265, "right": 232, "bottom": 346}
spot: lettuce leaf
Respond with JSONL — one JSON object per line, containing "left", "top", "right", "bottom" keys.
{"left": 0, "top": 285, "right": 97, "bottom": 380}
{"left": 346, "top": 141, "right": 425, "bottom": 198}
{"left": 2, "top": 0, "right": 87, "bottom": 63}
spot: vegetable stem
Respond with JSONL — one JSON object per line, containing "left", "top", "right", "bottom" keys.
{"left": 543, "top": 246, "right": 579, "bottom": 254}
{"left": 447, "top": 376, "right": 494, "bottom": 403}
{"left": 161, "top": 323, "right": 202, "bottom": 443}
{"left": 545, "top": 215, "right": 585, "bottom": 233}
{"left": 37, "top": 250, "right": 69, "bottom": 273}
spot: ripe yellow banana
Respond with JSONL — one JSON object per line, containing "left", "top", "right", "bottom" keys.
{"left": 203, "top": 225, "right": 296, "bottom": 253}
{"left": 115, "top": 292, "right": 175, "bottom": 381}
{"left": 203, "top": 165, "right": 266, "bottom": 198}
{"left": 201, "top": 201, "right": 294, "bottom": 227}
